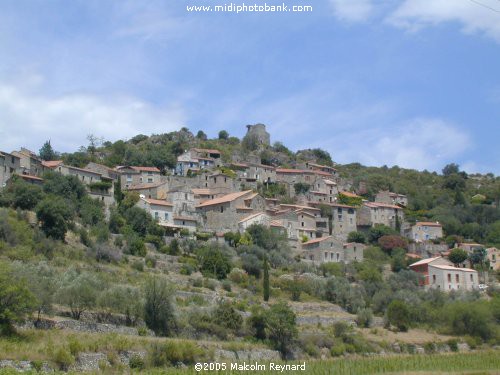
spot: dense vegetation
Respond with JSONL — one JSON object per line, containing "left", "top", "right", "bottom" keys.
{"left": 0, "top": 129, "right": 499, "bottom": 372}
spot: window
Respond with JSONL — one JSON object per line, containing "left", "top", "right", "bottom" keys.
{"left": 470, "top": 274, "right": 473, "bottom": 281}
{"left": 148, "top": 171, "right": 153, "bottom": 176}
{"left": 432, "top": 275, "right": 436, "bottom": 284}
{"left": 220, "top": 206, "right": 224, "bottom": 213}
{"left": 324, "top": 252, "right": 328, "bottom": 260}
{"left": 455, "top": 274, "right": 459, "bottom": 283}
{"left": 164, "top": 213, "right": 168, "bottom": 220}
{"left": 447, "top": 274, "right": 451, "bottom": 283}
{"left": 336, "top": 253, "right": 340, "bottom": 261}
{"left": 147, "top": 178, "right": 153, "bottom": 183}
{"left": 301, "top": 222, "right": 304, "bottom": 227}
{"left": 127, "top": 174, "right": 132, "bottom": 182}
{"left": 140, "top": 177, "right": 143, "bottom": 183}
{"left": 154, "top": 212, "right": 159, "bottom": 219}
{"left": 185, "top": 193, "right": 188, "bottom": 200}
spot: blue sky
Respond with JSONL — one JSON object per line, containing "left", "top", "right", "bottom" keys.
{"left": 0, "top": 0, "right": 499, "bottom": 174}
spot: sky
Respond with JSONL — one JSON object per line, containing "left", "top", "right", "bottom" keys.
{"left": 0, "top": 0, "right": 499, "bottom": 174}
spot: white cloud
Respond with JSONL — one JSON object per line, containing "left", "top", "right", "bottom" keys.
{"left": 0, "top": 83, "right": 185, "bottom": 153}
{"left": 329, "top": 0, "right": 374, "bottom": 22}
{"left": 320, "top": 118, "right": 471, "bottom": 171}
{"left": 387, "top": 0, "right": 500, "bottom": 42}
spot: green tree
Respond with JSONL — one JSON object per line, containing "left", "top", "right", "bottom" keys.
{"left": 448, "top": 248, "right": 468, "bottom": 266}
{"left": 266, "top": 302, "right": 298, "bottom": 358}
{"left": 144, "top": 277, "right": 177, "bottom": 336}
{"left": 387, "top": 300, "right": 411, "bottom": 332}
{"left": 196, "top": 130, "right": 207, "bottom": 140}
{"left": 218, "top": 130, "right": 229, "bottom": 140}
{"left": 263, "top": 257, "right": 270, "bottom": 302}
{"left": 39, "top": 140, "right": 58, "bottom": 161}
{"left": 0, "top": 262, "right": 36, "bottom": 335}
{"left": 247, "top": 306, "right": 267, "bottom": 340}
{"left": 114, "top": 179, "right": 123, "bottom": 206}
{"left": 212, "top": 301, "right": 243, "bottom": 331}
{"left": 56, "top": 270, "right": 99, "bottom": 320}
{"left": 197, "top": 245, "right": 232, "bottom": 280}
{"left": 347, "top": 231, "right": 366, "bottom": 244}
{"left": 36, "top": 196, "right": 73, "bottom": 240}
{"left": 293, "top": 182, "right": 310, "bottom": 195}
{"left": 9, "top": 179, "right": 44, "bottom": 210}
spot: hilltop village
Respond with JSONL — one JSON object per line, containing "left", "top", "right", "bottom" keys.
{"left": 2, "top": 125, "right": 497, "bottom": 291}
{"left": 0, "top": 124, "right": 499, "bottom": 372}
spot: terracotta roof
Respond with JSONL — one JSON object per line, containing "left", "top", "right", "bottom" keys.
{"left": 244, "top": 192, "right": 259, "bottom": 200}
{"left": 457, "top": 243, "right": 483, "bottom": 247}
{"left": 16, "top": 174, "right": 43, "bottom": 181}
{"left": 144, "top": 198, "right": 173, "bottom": 207}
{"left": 276, "top": 168, "right": 308, "bottom": 174}
{"left": 324, "top": 179, "right": 337, "bottom": 185}
{"left": 125, "top": 182, "right": 164, "bottom": 190}
{"left": 192, "top": 148, "right": 221, "bottom": 155}
{"left": 339, "top": 191, "right": 362, "bottom": 198}
{"left": 191, "top": 188, "right": 214, "bottom": 195}
{"left": 270, "top": 220, "right": 285, "bottom": 227}
{"left": 196, "top": 190, "right": 253, "bottom": 208}
{"left": 414, "top": 221, "right": 442, "bottom": 227}
{"left": 312, "top": 170, "right": 333, "bottom": 177}
{"left": 231, "top": 162, "right": 249, "bottom": 168}
{"left": 42, "top": 160, "right": 63, "bottom": 168}
{"left": 131, "top": 166, "right": 160, "bottom": 173}
{"left": 307, "top": 162, "right": 337, "bottom": 170}
{"left": 239, "top": 212, "right": 266, "bottom": 223}
{"left": 235, "top": 206, "right": 253, "bottom": 210}
{"left": 406, "top": 252, "right": 422, "bottom": 259}
{"left": 364, "top": 202, "right": 402, "bottom": 210}
{"left": 409, "top": 257, "right": 442, "bottom": 267}
{"left": 429, "top": 264, "right": 477, "bottom": 272}
{"left": 279, "top": 204, "right": 320, "bottom": 211}
{"left": 302, "top": 236, "right": 332, "bottom": 246}
{"left": 174, "top": 215, "right": 198, "bottom": 221}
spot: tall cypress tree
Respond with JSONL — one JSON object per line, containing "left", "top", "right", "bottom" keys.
{"left": 263, "top": 257, "right": 270, "bottom": 302}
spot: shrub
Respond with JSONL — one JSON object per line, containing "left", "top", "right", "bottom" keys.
{"left": 247, "top": 306, "right": 267, "bottom": 340}
{"left": 347, "top": 231, "right": 366, "bottom": 244}
{"left": 36, "top": 196, "right": 73, "bottom": 240}
{"left": 197, "top": 244, "right": 232, "bottom": 280}
{"left": 387, "top": 300, "right": 411, "bottom": 332}
{"left": 144, "top": 277, "right": 177, "bottom": 336}
{"left": 52, "top": 348, "right": 75, "bottom": 371}
{"left": 221, "top": 280, "right": 232, "bottom": 292}
{"left": 56, "top": 270, "right": 100, "bottom": 320}
{"left": 212, "top": 301, "right": 243, "bottom": 331}
{"left": 129, "top": 354, "right": 145, "bottom": 370}
{"left": 356, "top": 308, "right": 373, "bottom": 328}
{"left": 127, "top": 236, "right": 146, "bottom": 257}
{"left": 131, "top": 260, "right": 144, "bottom": 272}
{"left": 145, "top": 255, "right": 157, "bottom": 268}
{"left": 266, "top": 302, "right": 298, "bottom": 358}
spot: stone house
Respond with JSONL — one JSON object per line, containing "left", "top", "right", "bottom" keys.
{"left": 125, "top": 182, "right": 169, "bottom": 200}
{"left": 85, "top": 162, "right": 121, "bottom": 181}
{"left": 137, "top": 197, "right": 174, "bottom": 227}
{"left": 0, "top": 151, "right": 21, "bottom": 189}
{"left": 14, "top": 174, "right": 44, "bottom": 186}
{"left": 196, "top": 190, "right": 266, "bottom": 232}
{"left": 173, "top": 215, "right": 198, "bottom": 232}
{"left": 306, "top": 178, "right": 339, "bottom": 204}
{"left": 175, "top": 148, "right": 221, "bottom": 176}
{"left": 238, "top": 212, "right": 270, "bottom": 232}
{"left": 116, "top": 166, "right": 162, "bottom": 188}
{"left": 428, "top": 264, "right": 479, "bottom": 292}
{"left": 308, "top": 202, "right": 357, "bottom": 241}
{"left": 230, "top": 162, "right": 276, "bottom": 184}
{"left": 486, "top": 247, "right": 499, "bottom": 271}
{"left": 409, "top": 257, "right": 452, "bottom": 286}
{"left": 407, "top": 222, "right": 443, "bottom": 242}
{"left": 300, "top": 161, "right": 338, "bottom": 178}
{"left": 275, "top": 169, "right": 315, "bottom": 196}
{"left": 357, "top": 202, "right": 404, "bottom": 230}
{"left": 200, "top": 171, "right": 237, "bottom": 194}
{"left": 455, "top": 243, "right": 484, "bottom": 254}
{"left": 302, "top": 236, "right": 363, "bottom": 264}
{"left": 11, "top": 148, "right": 44, "bottom": 177}
{"left": 375, "top": 190, "right": 408, "bottom": 207}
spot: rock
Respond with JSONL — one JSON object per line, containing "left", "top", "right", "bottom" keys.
{"left": 118, "top": 350, "right": 147, "bottom": 365}
{"left": 0, "top": 360, "right": 53, "bottom": 373}
{"left": 415, "top": 345, "right": 425, "bottom": 354}
{"left": 457, "top": 342, "right": 470, "bottom": 352}
{"left": 70, "top": 353, "right": 109, "bottom": 372}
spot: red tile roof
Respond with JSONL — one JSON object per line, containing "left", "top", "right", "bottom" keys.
{"left": 409, "top": 257, "right": 442, "bottom": 267}
{"left": 339, "top": 191, "right": 362, "bottom": 198}
{"left": 196, "top": 190, "right": 253, "bottom": 208}
{"left": 42, "top": 160, "right": 63, "bottom": 168}
{"left": 302, "top": 236, "right": 332, "bottom": 246}
{"left": 131, "top": 166, "right": 160, "bottom": 173}
{"left": 414, "top": 221, "right": 442, "bottom": 227}
{"left": 364, "top": 201, "right": 402, "bottom": 210}
{"left": 144, "top": 198, "right": 173, "bottom": 207}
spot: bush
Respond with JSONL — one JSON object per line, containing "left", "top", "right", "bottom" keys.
{"left": 266, "top": 302, "right": 298, "bottom": 358}
{"left": 56, "top": 270, "right": 100, "bottom": 320}
{"left": 145, "top": 255, "right": 157, "bottom": 268}
{"left": 197, "top": 244, "right": 232, "bottom": 280}
{"left": 212, "top": 301, "right": 243, "bottom": 331}
{"left": 36, "top": 196, "right": 73, "bottom": 240}
{"left": 129, "top": 354, "right": 145, "bottom": 370}
{"left": 131, "top": 260, "right": 144, "bottom": 272}
{"left": 221, "top": 280, "right": 232, "bottom": 292}
{"left": 247, "top": 306, "right": 267, "bottom": 340}
{"left": 387, "top": 300, "right": 411, "bottom": 332}
{"left": 347, "top": 231, "right": 366, "bottom": 244}
{"left": 52, "top": 348, "right": 75, "bottom": 371}
{"left": 356, "top": 308, "right": 373, "bottom": 328}
{"left": 127, "top": 236, "right": 146, "bottom": 257}
{"left": 144, "top": 277, "right": 177, "bottom": 336}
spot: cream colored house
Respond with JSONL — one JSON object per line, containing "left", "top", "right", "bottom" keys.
{"left": 0, "top": 151, "right": 21, "bottom": 189}
{"left": 486, "top": 247, "right": 499, "bottom": 271}
{"left": 428, "top": 264, "right": 479, "bottom": 292}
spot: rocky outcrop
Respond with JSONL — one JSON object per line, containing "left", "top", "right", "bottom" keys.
{"left": 0, "top": 360, "right": 52, "bottom": 373}
{"left": 214, "top": 349, "right": 280, "bottom": 361}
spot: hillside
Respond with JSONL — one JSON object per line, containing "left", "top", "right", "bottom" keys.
{"left": 0, "top": 126, "right": 499, "bottom": 373}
